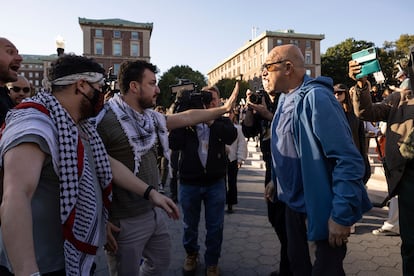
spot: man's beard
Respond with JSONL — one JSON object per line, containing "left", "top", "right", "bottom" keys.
{"left": 79, "top": 89, "right": 104, "bottom": 120}
{"left": 138, "top": 96, "right": 155, "bottom": 110}
{"left": 79, "top": 96, "right": 93, "bottom": 120}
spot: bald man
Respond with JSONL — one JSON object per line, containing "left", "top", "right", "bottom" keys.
{"left": 0, "top": 37, "right": 23, "bottom": 124}
{"left": 264, "top": 44, "right": 372, "bottom": 275}
{"left": 6, "top": 75, "right": 31, "bottom": 105}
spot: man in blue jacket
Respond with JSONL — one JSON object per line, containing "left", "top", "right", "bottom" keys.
{"left": 264, "top": 44, "right": 372, "bottom": 275}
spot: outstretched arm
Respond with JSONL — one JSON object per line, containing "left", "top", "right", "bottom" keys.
{"left": 166, "top": 82, "right": 239, "bottom": 130}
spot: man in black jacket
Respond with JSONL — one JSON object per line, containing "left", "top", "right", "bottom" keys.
{"left": 169, "top": 85, "right": 237, "bottom": 276}
{"left": 242, "top": 89, "right": 292, "bottom": 276}
{"left": 0, "top": 37, "right": 22, "bottom": 125}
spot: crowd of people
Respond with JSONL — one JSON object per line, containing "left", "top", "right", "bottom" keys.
{"left": 0, "top": 36, "right": 413, "bottom": 276}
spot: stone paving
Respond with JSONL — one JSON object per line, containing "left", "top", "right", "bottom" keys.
{"left": 164, "top": 141, "right": 402, "bottom": 275}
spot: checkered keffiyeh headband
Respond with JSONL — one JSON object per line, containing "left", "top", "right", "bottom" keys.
{"left": 3, "top": 92, "right": 112, "bottom": 275}
{"left": 50, "top": 72, "right": 104, "bottom": 86}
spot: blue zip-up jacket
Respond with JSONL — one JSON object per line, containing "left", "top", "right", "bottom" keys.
{"left": 272, "top": 75, "right": 372, "bottom": 241}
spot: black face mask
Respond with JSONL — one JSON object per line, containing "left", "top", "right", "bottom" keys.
{"left": 81, "top": 82, "right": 104, "bottom": 117}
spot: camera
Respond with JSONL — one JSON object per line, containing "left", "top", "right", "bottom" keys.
{"left": 170, "top": 79, "right": 213, "bottom": 113}
{"left": 103, "top": 67, "right": 119, "bottom": 95}
{"left": 249, "top": 89, "right": 264, "bottom": 104}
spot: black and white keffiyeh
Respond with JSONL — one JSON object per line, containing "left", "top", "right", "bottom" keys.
{"left": 0, "top": 92, "right": 112, "bottom": 275}
{"left": 95, "top": 94, "right": 170, "bottom": 176}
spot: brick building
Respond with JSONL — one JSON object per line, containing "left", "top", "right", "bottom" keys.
{"left": 78, "top": 17, "right": 153, "bottom": 76}
{"left": 207, "top": 30, "right": 324, "bottom": 89}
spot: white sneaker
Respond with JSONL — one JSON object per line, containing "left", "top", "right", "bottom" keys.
{"left": 350, "top": 224, "right": 356, "bottom": 234}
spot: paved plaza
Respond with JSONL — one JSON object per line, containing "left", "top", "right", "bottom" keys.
{"left": 164, "top": 153, "right": 402, "bottom": 276}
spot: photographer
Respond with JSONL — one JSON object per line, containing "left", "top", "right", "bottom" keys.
{"left": 169, "top": 85, "right": 237, "bottom": 276}
{"left": 349, "top": 55, "right": 414, "bottom": 275}
{"left": 241, "top": 89, "right": 291, "bottom": 276}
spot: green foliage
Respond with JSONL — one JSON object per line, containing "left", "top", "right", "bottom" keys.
{"left": 213, "top": 78, "right": 250, "bottom": 103}
{"left": 157, "top": 65, "right": 207, "bottom": 108}
{"left": 321, "top": 38, "right": 374, "bottom": 87}
{"left": 321, "top": 35, "right": 414, "bottom": 88}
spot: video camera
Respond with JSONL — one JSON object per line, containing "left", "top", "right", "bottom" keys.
{"left": 103, "top": 67, "right": 119, "bottom": 96}
{"left": 170, "top": 79, "right": 213, "bottom": 113}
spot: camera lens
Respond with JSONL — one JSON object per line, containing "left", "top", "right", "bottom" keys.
{"left": 249, "top": 93, "right": 261, "bottom": 104}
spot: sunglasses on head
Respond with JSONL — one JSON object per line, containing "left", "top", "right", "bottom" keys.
{"left": 10, "top": 86, "right": 30, "bottom": 93}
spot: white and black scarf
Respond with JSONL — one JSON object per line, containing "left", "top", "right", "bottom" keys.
{"left": 95, "top": 94, "right": 170, "bottom": 176}
{"left": 0, "top": 92, "right": 112, "bottom": 275}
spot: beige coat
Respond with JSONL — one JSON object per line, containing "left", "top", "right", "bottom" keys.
{"left": 351, "top": 84, "right": 414, "bottom": 196}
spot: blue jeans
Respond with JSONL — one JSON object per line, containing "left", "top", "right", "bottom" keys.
{"left": 180, "top": 179, "right": 226, "bottom": 266}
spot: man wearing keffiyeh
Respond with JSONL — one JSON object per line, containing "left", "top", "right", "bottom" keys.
{"left": 0, "top": 53, "right": 179, "bottom": 276}
{"left": 96, "top": 60, "right": 239, "bottom": 275}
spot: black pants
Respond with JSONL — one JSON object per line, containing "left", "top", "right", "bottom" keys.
{"left": 285, "top": 207, "right": 346, "bottom": 276}
{"left": 264, "top": 156, "right": 292, "bottom": 275}
{"left": 397, "top": 160, "right": 414, "bottom": 276}
{"left": 226, "top": 160, "right": 238, "bottom": 205}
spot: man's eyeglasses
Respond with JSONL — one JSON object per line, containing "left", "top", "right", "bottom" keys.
{"left": 261, "top": 60, "right": 288, "bottom": 72}
{"left": 10, "top": 86, "right": 30, "bottom": 93}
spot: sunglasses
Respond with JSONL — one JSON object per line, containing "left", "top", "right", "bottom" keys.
{"left": 334, "top": 90, "right": 345, "bottom": 96}
{"left": 261, "top": 59, "right": 288, "bottom": 72}
{"left": 10, "top": 86, "right": 30, "bottom": 93}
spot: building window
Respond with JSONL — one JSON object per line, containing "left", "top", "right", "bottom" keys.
{"left": 131, "top": 31, "right": 139, "bottom": 40}
{"left": 95, "top": 41, "right": 103, "bottom": 55}
{"left": 35, "top": 80, "right": 39, "bottom": 86}
{"left": 20, "top": 72, "right": 25, "bottom": 76}
{"left": 131, "top": 43, "right": 140, "bottom": 56}
{"left": 276, "top": 39, "right": 283, "bottom": 46}
{"left": 95, "top": 29, "right": 103, "bottom": 38}
{"left": 290, "top": 40, "right": 299, "bottom": 46}
{"left": 35, "top": 72, "right": 39, "bottom": 78}
{"left": 305, "top": 51, "right": 312, "bottom": 64}
{"left": 113, "top": 30, "right": 121, "bottom": 38}
{"left": 306, "top": 69, "right": 311, "bottom": 76}
{"left": 306, "top": 40, "right": 311, "bottom": 48}
{"left": 29, "top": 72, "right": 33, "bottom": 78}
{"left": 113, "top": 42, "right": 122, "bottom": 56}
{"left": 113, "top": 64, "right": 120, "bottom": 75}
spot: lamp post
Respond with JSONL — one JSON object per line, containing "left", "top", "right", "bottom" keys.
{"left": 55, "top": 35, "right": 65, "bottom": 57}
